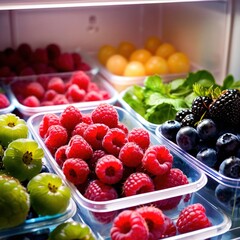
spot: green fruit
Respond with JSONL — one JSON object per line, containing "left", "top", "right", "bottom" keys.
{"left": 48, "top": 221, "right": 96, "bottom": 240}
{"left": 0, "top": 113, "right": 28, "bottom": 148}
{"left": 3, "top": 138, "right": 44, "bottom": 182}
{"left": 27, "top": 172, "right": 71, "bottom": 216}
{"left": 0, "top": 174, "right": 30, "bottom": 229}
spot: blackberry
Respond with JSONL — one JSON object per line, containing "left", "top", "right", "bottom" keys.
{"left": 175, "top": 109, "right": 192, "bottom": 122}
{"left": 191, "top": 96, "right": 213, "bottom": 119}
{"left": 181, "top": 113, "right": 196, "bottom": 127}
{"left": 209, "top": 89, "right": 240, "bottom": 131}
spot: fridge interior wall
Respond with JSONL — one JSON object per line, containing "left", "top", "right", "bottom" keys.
{"left": 0, "top": 1, "right": 231, "bottom": 83}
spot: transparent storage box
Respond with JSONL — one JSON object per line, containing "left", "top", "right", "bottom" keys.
{"left": 27, "top": 106, "right": 208, "bottom": 239}
{"left": 155, "top": 126, "right": 240, "bottom": 228}
{"left": 4, "top": 72, "right": 118, "bottom": 118}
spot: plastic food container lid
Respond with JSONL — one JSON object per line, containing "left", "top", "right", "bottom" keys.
{"left": 27, "top": 106, "right": 207, "bottom": 213}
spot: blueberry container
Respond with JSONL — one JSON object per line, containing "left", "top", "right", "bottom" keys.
{"left": 155, "top": 125, "right": 240, "bottom": 227}
{"left": 5, "top": 72, "right": 118, "bottom": 118}
{"left": 27, "top": 106, "right": 208, "bottom": 239}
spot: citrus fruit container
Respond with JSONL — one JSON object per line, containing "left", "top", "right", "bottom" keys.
{"left": 4, "top": 72, "right": 118, "bottom": 118}
{"left": 27, "top": 105, "right": 208, "bottom": 239}
{"left": 155, "top": 125, "right": 240, "bottom": 228}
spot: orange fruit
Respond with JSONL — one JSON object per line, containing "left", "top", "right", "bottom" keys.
{"left": 106, "top": 54, "right": 128, "bottom": 75}
{"left": 117, "top": 41, "right": 136, "bottom": 59}
{"left": 155, "top": 43, "right": 176, "bottom": 59}
{"left": 124, "top": 61, "right": 146, "bottom": 77}
{"left": 145, "top": 56, "right": 169, "bottom": 75}
{"left": 129, "top": 49, "right": 152, "bottom": 64}
{"left": 167, "top": 52, "right": 190, "bottom": 73}
{"left": 97, "top": 45, "right": 117, "bottom": 66}
{"left": 144, "top": 36, "right": 161, "bottom": 54}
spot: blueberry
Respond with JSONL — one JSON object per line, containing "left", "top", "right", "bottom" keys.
{"left": 196, "top": 148, "right": 217, "bottom": 167}
{"left": 41, "top": 164, "right": 50, "bottom": 173}
{"left": 216, "top": 133, "right": 240, "bottom": 161}
{"left": 176, "top": 126, "right": 199, "bottom": 152}
{"left": 196, "top": 119, "right": 218, "bottom": 141}
{"left": 219, "top": 156, "right": 240, "bottom": 178}
{"left": 160, "top": 120, "right": 181, "bottom": 142}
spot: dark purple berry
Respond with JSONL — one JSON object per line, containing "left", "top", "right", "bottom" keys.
{"left": 196, "top": 148, "right": 217, "bottom": 167}
{"left": 219, "top": 156, "right": 240, "bottom": 178}
{"left": 196, "top": 119, "right": 218, "bottom": 141}
{"left": 175, "top": 109, "right": 192, "bottom": 122}
{"left": 160, "top": 120, "right": 181, "bottom": 142}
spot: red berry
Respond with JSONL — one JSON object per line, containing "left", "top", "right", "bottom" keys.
{"left": 95, "top": 155, "right": 123, "bottom": 185}
{"left": 82, "top": 114, "right": 93, "bottom": 124}
{"left": 0, "top": 93, "right": 10, "bottom": 108}
{"left": 54, "top": 53, "right": 74, "bottom": 72}
{"left": 46, "top": 43, "right": 61, "bottom": 60}
{"left": 142, "top": 145, "right": 173, "bottom": 176}
{"left": 119, "top": 142, "right": 143, "bottom": 168}
{"left": 88, "top": 82, "right": 99, "bottom": 92}
{"left": 84, "top": 179, "right": 118, "bottom": 201}
{"left": 123, "top": 172, "right": 154, "bottom": 197}
{"left": 60, "top": 105, "right": 82, "bottom": 131}
{"left": 84, "top": 91, "right": 102, "bottom": 101}
{"left": 110, "top": 210, "right": 149, "bottom": 240}
{"left": 17, "top": 43, "right": 32, "bottom": 61}
{"left": 48, "top": 77, "right": 65, "bottom": 94}
{"left": 43, "top": 89, "right": 58, "bottom": 101}
{"left": 33, "top": 48, "right": 48, "bottom": 64}
{"left": 70, "top": 71, "right": 90, "bottom": 91}
{"left": 20, "top": 67, "right": 35, "bottom": 76}
{"left": 84, "top": 123, "right": 109, "bottom": 150}
{"left": 36, "top": 75, "right": 50, "bottom": 90}
{"left": 66, "top": 135, "right": 93, "bottom": 161}
{"left": 176, "top": 203, "right": 212, "bottom": 234}
{"left": 89, "top": 149, "right": 106, "bottom": 171}
{"left": 38, "top": 113, "right": 60, "bottom": 138}
{"left": 117, "top": 122, "right": 129, "bottom": 135}
{"left": 128, "top": 128, "right": 150, "bottom": 151}
{"left": 91, "top": 103, "right": 118, "bottom": 128}
{"left": 52, "top": 94, "right": 69, "bottom": 105}
{"left": 54, "top": 145, "right": 68, "bottom": 168}
{"left": 161, "top": 216, "right": 177, "bottom": 238}
{"left": 72, "top": 53, "right": 82, "bottom": 69}
{"left": 63, "top": 158, "right": 90, "bottom": 185}
{"left": 102, "top": 128, "right": 127, "bottom": 156}
{"left": 136, "top": 206, "right": 165, "bottom": 240}
{"left": 22, "top": 95, "right": 40, "bottom": 107}
{"left": 71, "top": 122, "right": 89, "bottom": 137}
{"left": 66, "top": 84, "right": 86, "bottom": 102}
{"left": 25, "top": 81, "right": 45, "bottom": 99}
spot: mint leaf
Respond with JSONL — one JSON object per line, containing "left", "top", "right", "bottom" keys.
{"left": 222, "top": 75, "right": 234, "bottom": 89}
{"left": 144, "top": 75, "right": 169, "bottom": 94}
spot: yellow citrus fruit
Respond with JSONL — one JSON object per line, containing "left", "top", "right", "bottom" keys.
{"left": 144, "top": 36, "right": 161, "bottom": 54}
{"left": 117, "top": 41, "right": 136, "bottom": 59}
{"left": 124, "top": 61, "right": 146, "bottom": 77}
{"left": 167, "top": 52, "right": 190, "bottom": 73}
{"left": 145, "top": 56, "right": 169, "bottom": 75}
{"left": 129, "top": 49, "right": 152, "bottom": 64}
{"left": 106, "top": 54, "right": 128, "bottom": 76}
{"left": 97, "top": 45, "right": 117, "bottom": 66}
{"left": 155, "top": 43, "right": 176, "bottom": 59}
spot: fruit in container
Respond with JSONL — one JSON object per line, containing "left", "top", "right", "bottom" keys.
{"left": 106, "top": 54, "right": 128, "bottom": 75}
{"left": 123, "top": 61, "right": 146, "bottom": 76}
{"left": 155, "top": 42, "right": 176, "bottom": 59}
{"left": 144, "top": 36, "right": 161, "bottom": 54}
{"left": 0, "top": 91, "right": 10, "bottom": 109}
{"left": 97, "top": 44, "right": 117, "bottom": 66}
{"left": 167, "top": 52, "right": 190, "bottom": 73}
{"left": 117, "top": 41, "right": 136, "bottom": 59}
{"left": 0, "top": 174, "right": 30, "bottom": 229}
{"left": 0, "top": 113, "right": 28, "bottom": 148}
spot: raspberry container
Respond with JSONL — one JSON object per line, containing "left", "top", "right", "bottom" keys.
{"left": 4, "top": 72, "right": 118, "bottom": 118}
{"left": 0, "top": 84, "right": 15, "bottom": 114}
{"left": 155, "top": 125, "right": 240, "bottom": 229}
{"left": 27, "top": 106, "right": 209, "bottom": 239}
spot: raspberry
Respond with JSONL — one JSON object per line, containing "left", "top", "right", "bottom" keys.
{"left": 20, "top": 67, "right": 35, "bottom": 76}
{"left": 79, "top": 62, "right": 91, "bottom": 71}
{"left": 71, "top": 122, "right": 89, "bottom": 137}
{"left": 89, "top": 149, "right": 106, "bottom": 171}
{"left": 117, "top": 122, "right": 129, "bottom": 135}
{"left": 102, "top": 128, "right": 127, "bottom": 156}
{"left": 72, "top": 53, "right": 82, "bottom": 68}
{"left": 119, "top": 142, "right": 143, "bottom": 167}
{"left": 46, "top": 43, "right": 61, "bottom": 60}
{"left": 91, "top": 103, "right": 118, "bottom": 128}
{"left": 62, "top": 158, "right": 90, "bottom": 185}
{"left": 82, "top": 114, "right": 93, "bottom": 124}
{"left": 95, "top": 155, "right": 123, "bottom": 185}
{"left": 100, "top": 90, "right": 111, "bottom": 100}
{"left": 38, "top": 113, "right": 60, "bottom": 138}
{"left": 44, "top": 124, "right": 68, "bottom": 154}
{"left": 110, "top": 210, "right": 149, "bottom": 240}
{"left": 66, "top": 135, "right": 93, "bottom": 161}
{"left": 22, "top": 95, "right": 40, "bottom": 107}
{"left": 36, "top": 76, "right": 50, "bottom": 90}
{"left": 54, "top": 145, "right": 68, "bottom": 168}
{"left": 92, "top": 210, "right": 118, "bottom": 224}
{"left": 88, "top": 82, "right": 99, "bottom": 92}
{"left": 25, "top": 82, "right": 45, "bottom": 99}
{"left": 70, "top": 71, "right": 90, "bottom": 91}
{"left": 142, "top": 145, "right": 173, "bottom": 176}
{"left": 84, "top": 91, "right": 102, "bottom": 101}
{"left": 52, "top": 94, "right": 69, "bottom": 105}
{"left": 66, "top": 84, "right": 86, "bottom": 102}
{"left": 43, "top": 89, "right": 57, "bottom": 101}
{"left": 54, "top": 53, "right": 74, "bottom": 72}
{"left": 0, "top": 93, "right": 10, "bottom": 108}
{"left": 84, "top": 179, "right": 118, "bottom": 201}
{"left": 161, "top": 216, "right": 177, "bottom": 238}
{"left": 60, "top": 105, "right": 82, "bottom": 131}
{"left": 176, "top": 203, "right": 212, "bottom": 234}
{"left": 17, "top": 43, "right": 32, "bottom": 61}
{"left": 47, "top": 77, "right": 65, "bottom": 94}
{"left": 153, "top": 168, "right": 189, "bottom": 210}
{"left": 128, "top": 128, "right": 150, "bottom": 151}
{"left": 136, "top": 206, "right": 165, "bottom": 240}
{"left": 33, "top": 48, "right": 48, "bottom": 64}
{"left": 123, "top": 172, "right": 154, "bottom": 197}
{"left": 84, "top": 123, "right": 109, "bottom": 150}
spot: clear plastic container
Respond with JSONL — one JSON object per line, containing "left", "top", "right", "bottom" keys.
{"left": 0, "top": 84, "right": 15, "bottom": 114}
{"left": 27, "top": 106, "right": 208, "bottom": 238}
{"left": 155, "top": 126, "right": 240, "bottom": 227}
{"left": 0, "top": 198, "right": 77, "bottom": 239}
{"left": 5, "top": 72, "right": 118, "bottom": 117}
